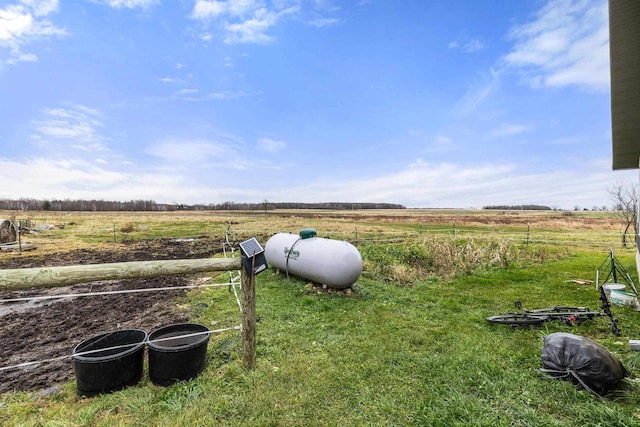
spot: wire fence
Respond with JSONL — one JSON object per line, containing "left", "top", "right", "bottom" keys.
{"left": 3, "top": 216, "right": 635, "bottom": 254}
{"left": 232, "top": 225, "right": 634, "bottom": 251}
{"left": 0, "top": 225, "right": 249, "bottom": 376}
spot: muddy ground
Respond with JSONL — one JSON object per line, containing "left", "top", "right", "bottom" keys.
{"left": 0, "top": 239, "right": 224, "bottom": 394}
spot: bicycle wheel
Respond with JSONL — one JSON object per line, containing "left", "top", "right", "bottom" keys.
{"left": 486, "top": 314, "right": 546, "bottom": 326}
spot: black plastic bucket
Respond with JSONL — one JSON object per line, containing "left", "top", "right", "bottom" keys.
{"left": 72, "top": 329, "right": 147, "bottom": 397}
{"left": 147, "top": 323, "right": 211, "bottom": 386}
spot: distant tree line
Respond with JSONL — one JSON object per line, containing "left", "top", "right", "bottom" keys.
{"left": 0, "top": 198, "right": 167, "bottom": 212}
{"left": 482, "top": 205, "right": 553, "bottom": 211}
{"left": 0, "top": 198, "right": 405, "bottom": 212}
{"left": 258, "top": 202, "right": 405, "bottom": 211}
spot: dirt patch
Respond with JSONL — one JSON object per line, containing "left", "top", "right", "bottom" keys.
{"left": 0, "top": 238, "right": 225, "bottom": 394}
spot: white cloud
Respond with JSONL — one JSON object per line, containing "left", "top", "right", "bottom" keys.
{"left": 463, "top": 39, "right": 484, "bottom": 53}
{"left": 143, "top": 135, "right": 288, "bottom": 176}
{"left": 191, "top": 0, "right": 298, "bottom": 45}
{"left": 425, "top": 134, "right": 454, "bottom": 154}
{"left": 0, "top": 154, "right": 634, "bottom": 209}
{"left": 192, "top": 0, "right": 227, "bottom": 19}
{"left": 258, "top": 137, "right": 286, "bottom": 152}
{"left": 146, "top": 140, "right": 230, "bottom": 162}
{"left": 206, "top": 92, "right": 229, "bottom": 99}
{"left": 489, "top": 123, "right": 530, "bottom": 138}
{"left": 13, "top": 51, "right": 37, "bottom": 62}
{"left": 308, "top": 17, "right": 340, "bottom": 28}
{"left": 32, "top": 104, "right": 108, "bottom": 151}
{"left": 158, "top": 76, "right": 186, "bottom": 84}
{"left": 227, "top": 0, "right": 261, "bottom": 16}
{"left": 105, "top": 0, "right": 158, "bottom": 9}
{"left": 448, "top": 38, "right": 484, "bottom": 53}
{"left": 224, "top": 7, "right": 279, "bottom": 44}
{"left": 175, "top": 88, "right": 199, "bottom": 95}
{"left": 19, "top": 0, "right": 58, "bottom": 17}
{"left": 454, "top": 0, "right": 608, "bottom": 118}
{"left": 258, "top": 158, "right": 636, "bottom": 209}
{"left": 0, "top": 157, "right": 217, "bottom": 202}
{"left": 192, "top": 0, "right": 260, "bottom": 19}
{"left": 453, "top": 67, "right": 501, "bottom": 116}
{"left": 171, "top": 89, "right": 248, "bottom": 101}
{"left": 408, "top": 131, "right": 455, "bottom": 153}
{"left": 0, "top": 158, "right": 127, "bottom": 196}
{"left": 433, "top": 135, "right": 452, "bottom": 145}
{"left": 0, "top": 0, "right": 67, "bottom": 65}
{"left": 0, "top": 10, "right": 33, "bottom": 42}
{"left": 504, "top": 0, "right": 609, "bottom": 92}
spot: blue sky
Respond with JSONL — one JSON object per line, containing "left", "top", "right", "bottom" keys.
{"left": 0, "top": 0, "right": 635, "bottom": 209}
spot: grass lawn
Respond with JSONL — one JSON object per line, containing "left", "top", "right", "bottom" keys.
{"left": 2, "top": 210, "right": 640, "bottom": 426}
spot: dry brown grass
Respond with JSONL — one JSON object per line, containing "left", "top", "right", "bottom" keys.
{"left": 0, "top": 208, "right": 625, "bottom": 260}
{"left": 361, "top": 234, "right": 564, "bottom": 285}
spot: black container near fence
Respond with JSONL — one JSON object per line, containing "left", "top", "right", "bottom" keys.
{"left": 72, "top": 329, "right": 147, "bottom": 397}
{"left": 147, "top": 323, "right": 211, "bottom": 386}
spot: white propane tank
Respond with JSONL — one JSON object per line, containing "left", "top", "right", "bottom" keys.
{"left": 264, "top": 229, "right": 362, "bottom": 289}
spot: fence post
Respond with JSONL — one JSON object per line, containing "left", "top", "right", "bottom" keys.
{"left": 241, "top": 267, "right": 256, "bottom": 370}
{"left": 18, "top": 221, "right": 22, "bottom": 254}
{"left": 526, "top": 224, "right": 530, "bottom": 245}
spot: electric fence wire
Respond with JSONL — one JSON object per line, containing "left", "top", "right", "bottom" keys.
{"left": 0, "top": 282, "right": 231, "bottom": 304}
{"left": 223, "top": 223, "right": 243, "bottom": 313}
{"left": 0, "top": 326, "right": 241, "bottom": 373}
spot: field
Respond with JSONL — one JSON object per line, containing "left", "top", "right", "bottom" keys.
{"left": 1, "top": 209, "right": 640, "bottom": 426}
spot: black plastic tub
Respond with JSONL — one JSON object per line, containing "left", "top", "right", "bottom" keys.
{"left": 147, "top": 323, "right": 211, "bottom": 386}
{"left": 72, "top": 329, "right": 147, "bottom": 397}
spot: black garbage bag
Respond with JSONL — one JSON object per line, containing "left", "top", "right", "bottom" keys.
{"left": 540, "top": 332, "right": 628, "bottom": 397}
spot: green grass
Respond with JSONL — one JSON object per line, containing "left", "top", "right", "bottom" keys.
{"left": 2, "top": 222, "right": 640, "bottom": 425}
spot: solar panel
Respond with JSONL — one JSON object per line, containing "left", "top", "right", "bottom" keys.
{"left": 239, "top": 237, "right": 264, "bottom": 257}
{"left": 239, "top": 237, "right": 268, "bottom": 276}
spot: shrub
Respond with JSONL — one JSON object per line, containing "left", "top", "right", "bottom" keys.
{"left": 120, "top": 222, "right": 136, "bottom": 233}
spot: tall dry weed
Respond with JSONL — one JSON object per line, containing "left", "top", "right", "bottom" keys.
{"left": 361, "top": 235, "right": 564, "bottom": 285}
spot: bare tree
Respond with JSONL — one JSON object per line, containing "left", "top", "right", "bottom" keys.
{"left": 17, "top": 198, "right": 30, "bottom": 211}
{"left": 609, "top": 181, "right": 638, "bottom": 247}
